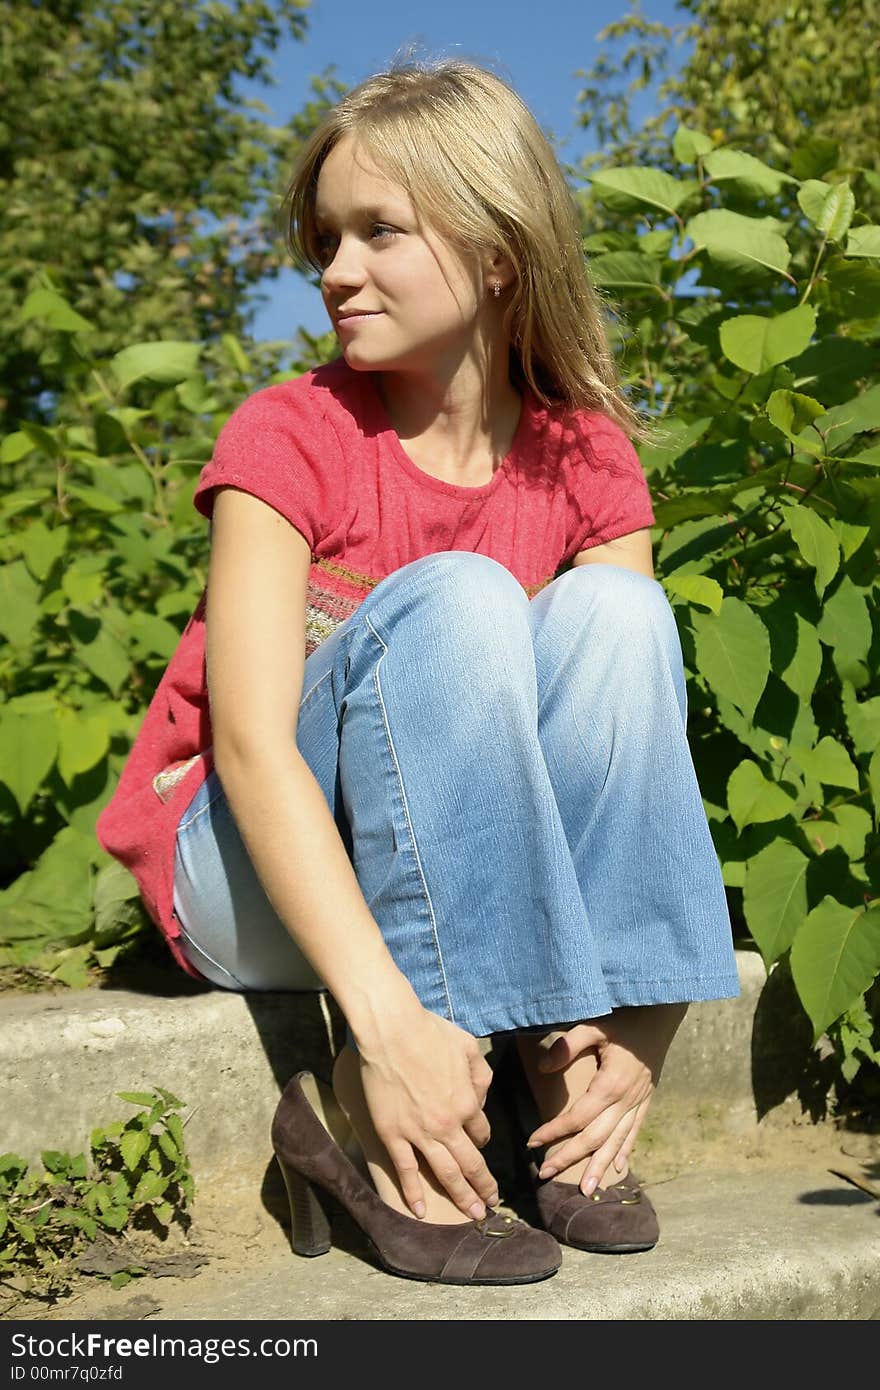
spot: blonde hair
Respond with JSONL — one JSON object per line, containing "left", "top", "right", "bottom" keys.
{"left": 280, "top": 55, "right": 665, "bottom": 448}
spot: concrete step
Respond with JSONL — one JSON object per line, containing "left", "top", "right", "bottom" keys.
{"left": 5, "top": 949, "right": 879, "bottom": 1321}
{"left": 23, "top": 1165, "right": 880, "bottom": 1321}
{"left": 2, "top": 950, "right": 819, "bottom": 1184}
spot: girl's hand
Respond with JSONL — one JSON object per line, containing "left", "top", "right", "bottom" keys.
{"left": 526, "top": 1004, "right": 688, "bottom": 1195}
{"left": 358, "top": 1007, "right": 499, "bottom": 1221}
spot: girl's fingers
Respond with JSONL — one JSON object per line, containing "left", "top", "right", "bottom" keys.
{"left": 536, "top": 1023, "right": 607, "bottom": 1072}
{"left": 385, "top": 1136, "right": 427, "bottom": 1218}
{"left": 577, "top": 1107, "right": 640, "bottom": 1196}
{"left": 420, "top": 1135, "right": 498, "bottom": 1219}
{"left": 463, "top": 1107, "right": 492, "bottom": 1150}
{"left": 613, "top": 1096, "right": 652, "bottom": 1172}
{"left": 529, "top": 1081, "right": 619, "bottom": 1149}
{"left": 537, "top": 1099, "right": 631, "bottom": 1179}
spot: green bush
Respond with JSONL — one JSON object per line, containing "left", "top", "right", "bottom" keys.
{"left": 0, "top": 124, "right": 878, "bottom": 1091}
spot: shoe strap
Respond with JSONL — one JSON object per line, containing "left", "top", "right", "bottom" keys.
{"left": 438, "top": 1213, "right": 521, "bottom": 1281}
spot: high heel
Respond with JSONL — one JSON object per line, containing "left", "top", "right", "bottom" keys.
{"left": 271, "top": 1070, "right": 562, "bottom": 1285}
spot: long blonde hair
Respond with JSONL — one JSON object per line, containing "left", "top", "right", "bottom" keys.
{"left": 280, "top": 56, "right": 663, "bottom": 447}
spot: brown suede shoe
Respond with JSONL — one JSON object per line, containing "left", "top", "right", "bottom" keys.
{"left": 271, "top": 1071, "right": 562, "bottom": 1286}
{"left": 531, "top": 1162, "right": 659, "bottom": 1254}
{"left": 498, "top": 1042, "right": 660, "bottom": 1254}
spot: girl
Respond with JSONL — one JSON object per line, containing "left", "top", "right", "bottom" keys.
{"left": 97, "top": 57, "right": 740, "bottom": 1288}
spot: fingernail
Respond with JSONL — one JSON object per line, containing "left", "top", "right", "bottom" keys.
{"left": 469, "top": 1201, "right": 486, "bottom": 1220}
{"left": 583, "top": 1176, "right": 597, "bottom": 1195}
{"left": 487, "top": 1192, "right": 500, "bottom": 1208}
{"left": 413, "top": 1201, "right": 426, "bottom": 1218}
{"left": 526, "top": 1139, "right": 541, "bottom": 1149}
{"left": 538, "top": 1164, "right": 557, "bottom": 1179}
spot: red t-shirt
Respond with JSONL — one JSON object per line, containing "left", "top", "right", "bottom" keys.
{"left": 95, "top": 355, "right": 655, "bottom": 978}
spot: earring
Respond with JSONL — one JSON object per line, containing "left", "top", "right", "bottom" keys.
{"left": 493, "top": 282, "right": 501, "bottom": 297}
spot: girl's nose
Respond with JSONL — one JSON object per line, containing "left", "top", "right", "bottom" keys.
{"left": 320, "top": 237, "right": 366, "bottom": 291}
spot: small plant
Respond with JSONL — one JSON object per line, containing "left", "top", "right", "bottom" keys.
{"left": 0, "top": 1085, "right": 195, "bottom": 1305}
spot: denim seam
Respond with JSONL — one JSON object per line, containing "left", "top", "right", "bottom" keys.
{"left": 301, "top": 665, "right": 334, "bottom": 707}
{"left": 363, "top": 610, "right": 455, "bottom": 1024}
{"left": 177, "top": 789, "right": 224, "bottom": 835}
{"left": 173, "top": 911, "right": 249, "bottom": 990}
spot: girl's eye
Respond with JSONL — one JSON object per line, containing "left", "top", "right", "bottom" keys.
{"left": 316, "top": 224, "right": 397, "bottom": 262}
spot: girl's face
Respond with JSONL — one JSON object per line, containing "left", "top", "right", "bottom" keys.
{"left": 315, "top": 134, "right": 488, "bottom": 374}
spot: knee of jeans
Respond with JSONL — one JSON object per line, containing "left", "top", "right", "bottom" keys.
{"left": 563, "top": 563, "right": 678, "bottom": 650}
{"left": 369, "top": 547, "right": 528, "bottom": 644}
{"left": 414, "top": 551, "right": 529, "bottom": 624}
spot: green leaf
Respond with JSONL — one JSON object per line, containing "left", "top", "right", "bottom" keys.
{"left": 766, "top": 389, "right": 827, "bottom": 439}
{"left": 662, "top": 572, "right": 723, "bottom": 613}
{"left": 116, "top": 1091, "right": 158, "bottom": 1107}
{"left": 777, "top": 614, "right": 823, "bottom": 700}
{"left": 19, "top": 288, "right": 94, "bottom": 334}
{"left": 830, "top": 805, "right": 872, "bottom": 862}
{"left": 783, "top": 506, "right": 840, "bottom": 598}
{"left": 673, "top": 125, "right": 715, "bottom": 163}
{"left": 727, "top": 760, "right": 797, "bottom": 833}
{"left": 40, "top": 1150, "right": 72, "bottom": 1174}
{"left": 796, "top": 180, "right": 855, "bottom": 242}
{"left": 830, "top": 520, "right": 870, "bottom": 560}
{"left": 703, "top": 149, "right": 797, "bottom": 198}
{"left": 100, "top": 1206, "right": 129, "bottom": 1231}
{"left": 869, "top": 751, "right": 880, "bottom": 827}
{"left": 70, "top": 620, "right": 129, "bottom": 697}
{"left": 119, "top": 1129, "right": 150, "bottom": 1172}
{"left": 55, "top": 707, "right": 110, "bottom": 784}
{"left": 0, "top": 707, "right": 58, "bottom": 816}
{"left": 158, "top": 1131, "right": 179, "bottom": 1163}
{"left": 1, "top": 432, "right": 37, "bottom": 463}
{"left": 133, "top": 1169, "right": 168, "bottom": 1204}
{"left": 692, "top": 597, "right": 770, "bottom": 722}
{"left": 787, "top": 737, "right": 860, "bottom": 791}
{"left": 152, "top": 1086, "right": 185, "bottom": 1109}
{"left": 221, "top": 334, "right": 251, "bottom": 375}
{"left": 790, "top": 901, "right": 880, "bottom": 1042}
{"left": 167, "top": 1114, "right": 185, "bottom": 1150}
{"left": 743, "top": 839, "right": 810, "bottom": 968}
{"left": 21, "top": 520, "right": 68, "bottom": 582}
{"left": 110, "top": 1271, "right": 133, "bottom": 1289}
{"left": 66, "top": 484, "right": 123, "bottom": 515}
{"left": 720, "top": 306, "right": 817, "bottom": 375}
{"left": 589, "top": 252, "right": 663, "bottom": 293}
{"left": 841, "top": 681, "right": 880, "bottom": 755}
{"left": 812, "top": 382, "right": 880, "bottom": 452}
{"left": 684, "top": 209, "right": 791, "bottom": 278}
{"left": 0, "top": 560, "right": 42, "bottom": 646}
{"left": 817, "top": 577, "right": 872, "bottom": 684}
{"left": 111, "top": 342, "right": 202, "bottom": 392}
{"left": 845, "top": 225, "right": 880, "bottom": 258}
{"left": 588, "top": 167, "right": 700, "bottom": 216}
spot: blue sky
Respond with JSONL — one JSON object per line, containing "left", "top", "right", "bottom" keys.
{"left": 239, "top": 0, "right": 693, "bottom": 342}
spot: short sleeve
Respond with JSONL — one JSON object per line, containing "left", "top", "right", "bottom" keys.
{"left": 561, "top": 411, "right": 656, "bottom": 563}
{"left": 193, "top": 377, "right": 341, "bottom": 553}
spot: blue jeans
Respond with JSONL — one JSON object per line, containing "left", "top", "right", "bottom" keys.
{"left": 173, "top": 553, "right": 740, "bottom": 1045}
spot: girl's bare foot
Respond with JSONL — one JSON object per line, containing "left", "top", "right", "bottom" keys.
{"left": 331, "top": 1044, "right": 497, "bottom": 1224}
{"left": 515, "top": 1031, "right": 630, "bottom": 1189}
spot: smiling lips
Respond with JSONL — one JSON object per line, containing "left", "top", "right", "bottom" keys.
{"left": 338, "top": 310, "right": 382, "bottom": 327}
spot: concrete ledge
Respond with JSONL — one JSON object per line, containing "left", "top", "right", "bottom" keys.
{"left": 2, "top": 950, "right": 816, "bottom": 1180}
{"left": 30, "top": 1168, "right": 880, "bottom": 1322}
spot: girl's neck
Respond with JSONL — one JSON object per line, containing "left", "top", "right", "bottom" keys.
{"left": 374, "top": 369, "right": 523, "bottom": 478}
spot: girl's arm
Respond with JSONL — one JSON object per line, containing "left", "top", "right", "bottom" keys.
{"left": 206, "top": 487, "right": 499, "bottom": 1220}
